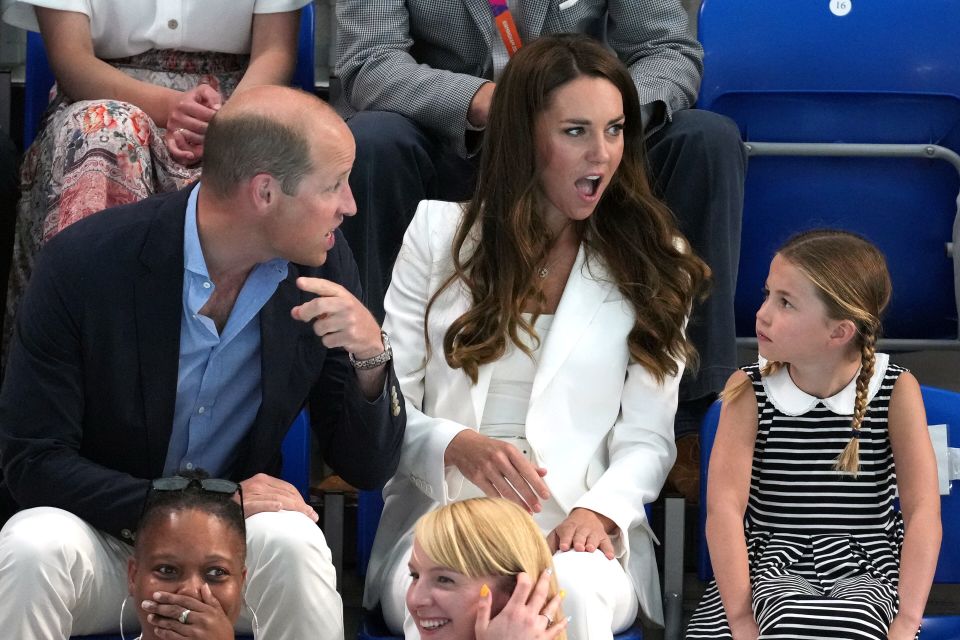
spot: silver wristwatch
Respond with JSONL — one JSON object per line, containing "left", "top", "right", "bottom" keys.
{"left": 349, "top": 331, "right": 393, "bottom": 370}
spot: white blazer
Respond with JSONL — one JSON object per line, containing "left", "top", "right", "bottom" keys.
{"left": 365, "top": 201, "right": 681, "bottom": 625}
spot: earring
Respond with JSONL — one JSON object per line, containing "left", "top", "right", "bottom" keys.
{"left": 119, "top": 595, "right": 131, "bottom": 640}
{"left": 245, "top": 599, "right": 261, "bottom": 638}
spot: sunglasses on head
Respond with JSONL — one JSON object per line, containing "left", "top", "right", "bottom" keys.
{"left": 142, "top": 475, "right": 245, "bottom": 524}
{"left": 150, "top": 476, "right": 241, "bottom": 495}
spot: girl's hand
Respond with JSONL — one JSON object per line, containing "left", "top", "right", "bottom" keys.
{"left": 164, "top": 83, "right": 223, "bottom": 165}
{"left": 547, "top": 508, "right": 617, "bottom": 559}
{"left": 141, "top": 583, "right": 234, "bottom": 639}
{"left": 887, "top": 615, "right": 920, "bottom": 640}
{"left": 728, "top": 614, "right": 759, "bottom": 640}
{"left": 475, "top": 570, "right": 567, "bottom": 640}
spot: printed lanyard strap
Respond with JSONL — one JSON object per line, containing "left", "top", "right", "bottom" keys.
{"left": 487, "top": 0, "right": 522, "bottom": 56}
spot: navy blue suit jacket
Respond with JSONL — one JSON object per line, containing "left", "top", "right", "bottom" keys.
{"left": 0, "top": 187, "right": 404, "bottom": 538}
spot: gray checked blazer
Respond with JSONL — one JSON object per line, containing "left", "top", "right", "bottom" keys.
{"left": 335, "top": 0, "right": 704, "bottom": 156}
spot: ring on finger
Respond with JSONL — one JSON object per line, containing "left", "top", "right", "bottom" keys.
{"left": 541, "top": 612, "right": 554, "bottom": 626}
{"left": 174, "top": 128, "right": 186, "bottom": 135}
{"left": 178, "top": 608, "right": 191, "bottom": 624}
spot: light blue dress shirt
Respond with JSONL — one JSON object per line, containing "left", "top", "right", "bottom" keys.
{"left": 163, "top": 184, "right": 289, "bottom": 477}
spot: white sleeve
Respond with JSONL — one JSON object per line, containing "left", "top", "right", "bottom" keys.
{"left": 383, "top": 201, "right": 472, "bottom": 503}
{"left": 2, "top": 0, "right": 90, "bottom": 32}
{"left": 252, "top": 0, "right": 312, "bottom": 14}
{"left": 572, "top": 358, "right": 681, "bottom": 542}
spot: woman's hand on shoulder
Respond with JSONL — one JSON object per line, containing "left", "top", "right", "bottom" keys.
{"left": 444, "top": 429, "right": 550, "bottom": 512}
{"left": 547, "top": 508, "right": 617, "bottom": 560}
{"left": 164, "top": 83, "right": 223, "bottom": 165}
{"left": 475, "top": 570, "right": 566, "bottom": 640}
{"left": 141, "top": 583, "right": 234, "bottom": 639}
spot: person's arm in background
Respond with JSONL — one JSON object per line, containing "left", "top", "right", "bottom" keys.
{"left": 36, "top": 7, "right": 187, "bottom": 126}
{"left": 38, "top": 7, "right": 301, "bottom": 165}
{"left": 335, "top": 0, "right": 490, "bottom": 156}
{"left": 167, "top": 8, "right": 300, "bottom": 164}
{"left": 607, "top": 0, "right": 703, "bottom": 132}
{"left": 233, "top": 9, "right": 299, "bottom": 91}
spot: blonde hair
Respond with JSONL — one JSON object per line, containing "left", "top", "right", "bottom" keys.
{"left": 414, "top": 498, "right": 566, "bottom": 639}
{"left": 728, "top": 229, "right": 891, "bottom": 474}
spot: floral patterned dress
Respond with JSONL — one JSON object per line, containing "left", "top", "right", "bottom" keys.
{"left": 3, "top": 50, "right": 246, "bottom": 358}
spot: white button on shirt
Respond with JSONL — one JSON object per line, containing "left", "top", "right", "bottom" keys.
{"left": 1, "top": 0, "right": 312, "bottom": 59}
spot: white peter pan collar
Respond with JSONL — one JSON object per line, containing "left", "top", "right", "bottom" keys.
{"left": 759, "top": 353, "right": 890, "bottom": 417}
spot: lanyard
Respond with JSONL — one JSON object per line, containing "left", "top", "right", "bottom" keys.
{"left": 487, "top": 0, "right": 523, "bottom": 56}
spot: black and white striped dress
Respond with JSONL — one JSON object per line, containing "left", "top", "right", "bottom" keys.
{"left": 686, "top": 355, "right": 910, "bottom": 639}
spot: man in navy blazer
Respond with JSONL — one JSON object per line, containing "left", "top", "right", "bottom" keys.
{"left": 0, "top": 86, "right": 404, "bottom": 640}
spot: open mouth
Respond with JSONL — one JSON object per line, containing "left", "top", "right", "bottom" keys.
{"left": 575, "top": 175, "right": 602, "bottom": 198}
{"left": 419, "top": 618, "right": 451, "bottom": 631}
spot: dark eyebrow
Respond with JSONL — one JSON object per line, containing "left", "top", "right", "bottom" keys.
{"left": 560, "top": 114, "right": 626, "bottom": 126}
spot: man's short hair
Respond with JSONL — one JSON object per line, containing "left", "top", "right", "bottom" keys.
{"left": 202, "top": 112, "right": 314, "bottom": 197}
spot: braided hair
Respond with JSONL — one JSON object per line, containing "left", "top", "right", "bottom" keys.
{"left": 777, "top": 230, "right": 890, "bottom": 474}
{"left": 724, "top": 230, "right": 890, "bottom": 475}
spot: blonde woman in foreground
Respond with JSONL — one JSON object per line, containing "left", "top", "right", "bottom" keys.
{"left": 408, "top": 498, "right": 567, "bottom": 640}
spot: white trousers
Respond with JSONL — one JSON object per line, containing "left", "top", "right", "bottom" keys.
{"left": 381, "top": 536, "right": 638, "bottom": 640}
{"left": 0, "top": 507, "right": 344, "bottom": 640}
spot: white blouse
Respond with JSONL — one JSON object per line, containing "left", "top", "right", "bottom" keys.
{"left": 461, "top": 314, "right": 568, "bottom": 529}
{"left": 2, "top": 0, "right": 312, "bottom": 59}
{"left": 477, "top": 313, "right": 553, "bottom": 442}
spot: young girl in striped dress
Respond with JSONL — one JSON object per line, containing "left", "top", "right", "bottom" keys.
{"left": 686, "top": 230, "right": 941, "bottom": 640}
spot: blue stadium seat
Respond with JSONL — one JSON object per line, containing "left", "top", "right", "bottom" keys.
{"left": 696, "top": 399, "right": 722, "bottom": 583}
{"left": 697, "top": 0, "right": 960, "bottom": 348}
{"left": 698, "top": 387, "right": 960, "bottom": 633}
{"left": 356, "top": 491, "right": 647, "bottom": 640}
{"left": 25, "top": 3, "right": 316, "bottom": 148}
{"left": 915, "top": 386, "right": 960, "bottom": 637}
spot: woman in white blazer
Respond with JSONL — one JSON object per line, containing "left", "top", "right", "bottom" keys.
{"left": 367, "top": 35, "right": 709, "bottom": 640}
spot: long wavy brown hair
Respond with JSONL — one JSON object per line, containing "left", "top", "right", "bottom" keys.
{"left": 425, "top": 34, "right": 709, "bottom": 384}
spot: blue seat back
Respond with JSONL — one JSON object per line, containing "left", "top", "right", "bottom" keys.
{"left": 920, "top": 386, "right": 960, "bottom": 584}
{"left": 23, "top": 30, "right": 53, "bottom": 148}
{"left": 357, "top": 489, "right": 384, "bottom": 578}
{"left": 697, "top": 0, "right": 960, "bottom": 341}
{"left": 697, "top": 399, "right": 722, "bottom": 582}
{"left": 293, "top": 3, "right": 315, "bottom": 94}
{"left": 281, "top": 407, "right": 311, "bottom": 501}
{"left": 26, "top": 4, "right": 316, "bottom": 149}
{"left": 699, "top": 386, "right": 960, "bottom": 585}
